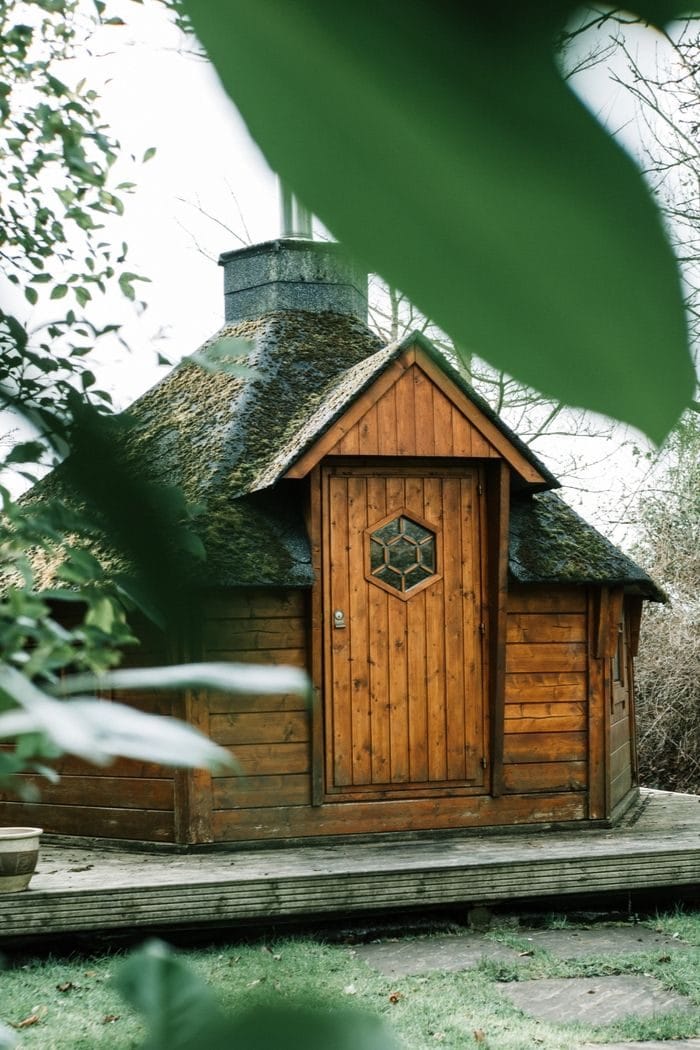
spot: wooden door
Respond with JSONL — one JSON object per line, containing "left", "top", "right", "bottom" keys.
{"left": 323, "top": 464, "right": 487, "bottom": 799}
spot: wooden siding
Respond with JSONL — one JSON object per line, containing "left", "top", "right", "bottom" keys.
{"left": 0, "top": 610, "right": 180, "bottom": 842}
{"left": 202, "top": 589, "right": 312, "bottom": 817}
{"left": 0, "top": 691, "right": 178, "bottom": 844}
{"left": 286, "top": 347, "right": 548, "bottom": 486}
{"left": 503, "top": 586, "right": 589, "bottom": 795}
{"left": 328, "top": 363, "right": 502, "bottom": 460}
{"left": 200, "top": 584, "right": 589, "bottom": 843}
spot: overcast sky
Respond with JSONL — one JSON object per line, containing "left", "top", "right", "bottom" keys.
{"left": 79, "top": 6, "right": 658, "bottom": 403}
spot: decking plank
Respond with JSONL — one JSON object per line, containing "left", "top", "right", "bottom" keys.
{"left": 2, "top": 791, "right": 698, "bottom": 939}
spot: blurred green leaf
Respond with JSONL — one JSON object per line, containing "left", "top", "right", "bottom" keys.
{"left": 119, "top": 270, "right": 150, "bottom": 300}
{"left": 226, "top": 1003, "right": 401, "bottom": 1049}
{"left": 54, "top": 660, "right": 310, "bottom": 698}
{"left": 189, "top": 336, "right": 255, "bottom": 375}
{"left": 0, "top": 666, "right": 238, "bottom": 771}
{"left": 3, "top": 441, "right": 45, "bottom": 465}
{"left": 183, "top": 1, "right": 697, "bottom": 442}
{"left": 117, "top": 940, "right": 401, "bottom": 1050}
{"left": 116, "top": 941, "right": 229, "bottom": 1050}
{"left": 0, "top": 1021, "right": 17, "bottom": 1050}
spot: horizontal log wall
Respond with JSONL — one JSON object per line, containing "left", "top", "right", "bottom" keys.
{"left": 0, "top": 581, "right": 602, "bottom": 845}
{"left": 202, "top": 590, "right": 312, "bottom": 822}
{"left": 204, "top": 587, "right": 588, "bottom": 843}
{"left": 503, "top": 586, "right": 589, "bottom": 795}
{"left": 0, "top": 621, "right": 179, "bottom": 842}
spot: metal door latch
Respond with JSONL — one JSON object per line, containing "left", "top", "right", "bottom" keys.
{"left": 333, "top": 609, "right": 347, "bottom": 629}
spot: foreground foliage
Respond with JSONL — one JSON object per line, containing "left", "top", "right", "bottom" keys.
{"left": 182, "top": 1, "right": 696, "bottom": 442}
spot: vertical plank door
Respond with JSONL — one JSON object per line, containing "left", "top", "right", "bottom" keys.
{"left": 323, "top": 466, "right": 486, "bottom": 797}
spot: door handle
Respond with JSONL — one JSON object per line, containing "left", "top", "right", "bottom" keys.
{"left": 333, "top": 609, "right": 347, "bottom": 629}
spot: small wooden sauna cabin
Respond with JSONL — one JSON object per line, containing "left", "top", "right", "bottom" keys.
{"left": 0, "top": 239, "right": 664, "bottom": 847}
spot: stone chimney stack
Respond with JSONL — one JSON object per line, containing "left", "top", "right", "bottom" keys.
{"left": 218, "top": 238, "right": 367, "bottom": 324}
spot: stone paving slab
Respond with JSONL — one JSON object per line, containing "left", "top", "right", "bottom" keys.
{"left": 352, "top": 934, "right": 519, "bottom": 977}
{"left": 578, "top": 1042, "right": 700, "bottom": 1049}
{"left": 496, "top": 975, "right": 695, "bottom": 1024}
{"left": 520, "top": 925, "right": 686, "bottom": 960}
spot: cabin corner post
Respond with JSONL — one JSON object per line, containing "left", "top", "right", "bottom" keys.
{"left": 587, "top": 589, "right": 607, "bottom": 820}
{"left": 626, "top": 596, "right": 643, "bottom": 786}
{"left": 487, "top": 461, "right": 509, "bottom": 798}
{"left": 173, "top": 688, "right": 214, "bottom": 845}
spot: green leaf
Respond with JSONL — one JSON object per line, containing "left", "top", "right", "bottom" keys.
{"left": 0, "top": 666, "right": 238, "bottom": 771}
{"left": 84, "top": 596, "right": 117, "bottom": 633}
{"left": 119, "top": 271, "right": 150, "bottom": 300}
{"left": 54, "top": 661, "right": 309, "bottom": 699}
{"left": 0, "top": 1020, "right": 18, "bottom": 1048}
{"left": 142, "top": 146, "right": 157, "bottom": 162}
{"left": 182, "top": 2, "right": 697, "bottom": 443}
{"left": 4, "top": 440, "right": 45, "bottom": 465}
{"left": 24, "top": 286, "right": 38, "bottom": 306}
{"left": 188, "top": 336, "right": 255, "bottom": 375}
{"left": 116, "top": 941, "right": 400, "bottom": 1050}
{"left": 116, "top": 941, "right": 229, "bottom": 1050}
{"left": 225, "top": 1003, "right": 401, "bottom": 1050}
{"left": 50, "top": 283, "right": 68, "bottom": 300}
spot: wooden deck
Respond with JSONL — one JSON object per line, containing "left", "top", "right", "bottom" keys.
{"left": 2, "top": 790, "right": 699, "bottom": 940}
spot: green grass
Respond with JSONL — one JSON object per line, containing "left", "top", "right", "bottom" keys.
{"left": 1, "top": 910, "right": 700, "bottom": 1049}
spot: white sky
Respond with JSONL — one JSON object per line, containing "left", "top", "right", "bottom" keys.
{"left": 4, "top": 4, "right": 685, "bottom": 540}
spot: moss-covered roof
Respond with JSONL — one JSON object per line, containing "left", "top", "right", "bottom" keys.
{"left": 509, "top": 491, "right": 666, "bottom": 601}
{"left": 120, "top": 311, "right": 383, "bottom": 503}
{"left": 117, "top": 312, "right": 556, "bottom": 500}
{"left": 16, "top": 308, "right": 660, "bottom": 597}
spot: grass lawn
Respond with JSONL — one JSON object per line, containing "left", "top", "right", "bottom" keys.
{"left": 1, "top": 909, "right": 699, "bottom": 1049}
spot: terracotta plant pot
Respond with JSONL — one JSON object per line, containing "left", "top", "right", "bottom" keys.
{"left": 0, "top": 827, "right": 43, "bottom": 892}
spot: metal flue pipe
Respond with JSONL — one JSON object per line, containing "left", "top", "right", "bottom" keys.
{"left": 279, "top": 180, "right": 313, "bottom": 239}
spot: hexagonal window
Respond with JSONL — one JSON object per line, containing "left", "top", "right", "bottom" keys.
{"left": 369, "top": 514, "right": 437, "bottom": 594}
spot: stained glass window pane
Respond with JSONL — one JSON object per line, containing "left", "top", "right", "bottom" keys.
{"left": 373, "top": 518, "right": 401, "bottom": 544}
{"left": 420, "top": 545, "right": 436, "bottom": 574}
{"left": 370, "top": 538, "right": 384, "bottom": 572}
{"left": 369, "top": 514, "right": 436, "bottom": 593}
{"left": 402, "top": 518, "right": 428, "bottom": 542}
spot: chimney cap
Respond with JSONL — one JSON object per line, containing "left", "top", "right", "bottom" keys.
{"left": 218, "top": 238, "right": 367, "bottom": 323}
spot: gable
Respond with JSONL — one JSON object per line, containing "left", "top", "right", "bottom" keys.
{"left": 286, "top": 346, "right": 549, "bottom": 485}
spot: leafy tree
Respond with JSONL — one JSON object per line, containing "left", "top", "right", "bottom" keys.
{"left": 0, "top": 0, "right": 281, "bottom": 785}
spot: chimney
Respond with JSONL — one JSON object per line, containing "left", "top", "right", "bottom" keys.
{"left": 218, "top": 238, "right": 368, "bottom": 324}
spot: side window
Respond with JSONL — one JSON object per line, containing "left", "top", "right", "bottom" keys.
{"left": 611, "top": 609, "right": 626, "bottom": 707}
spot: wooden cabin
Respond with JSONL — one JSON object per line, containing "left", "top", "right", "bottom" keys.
{"left": 0, "top": 239, "right": 664, "bottom": 847}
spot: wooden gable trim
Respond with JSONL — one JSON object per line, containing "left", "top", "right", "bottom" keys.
{"left": 284, "top": 357, "right": 409, "bottom": 479}
{"left": 284, "top": 345, "right": 548, "bottom": 485}
{"left": 408, "top": 347, "right": 546, "bottom": 484}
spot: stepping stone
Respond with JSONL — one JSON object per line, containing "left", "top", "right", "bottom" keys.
{"left": 520, "top": 926, "right": 686, "bottom": 960}
{"left": 352, "top": 933, "right": 518, "bottom": 977}
{"left": 496, "top": 975, "right": 695, "bottom": 1024}
{"left": 578, "top": 1042, "right": 700, "bottom": 1049}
